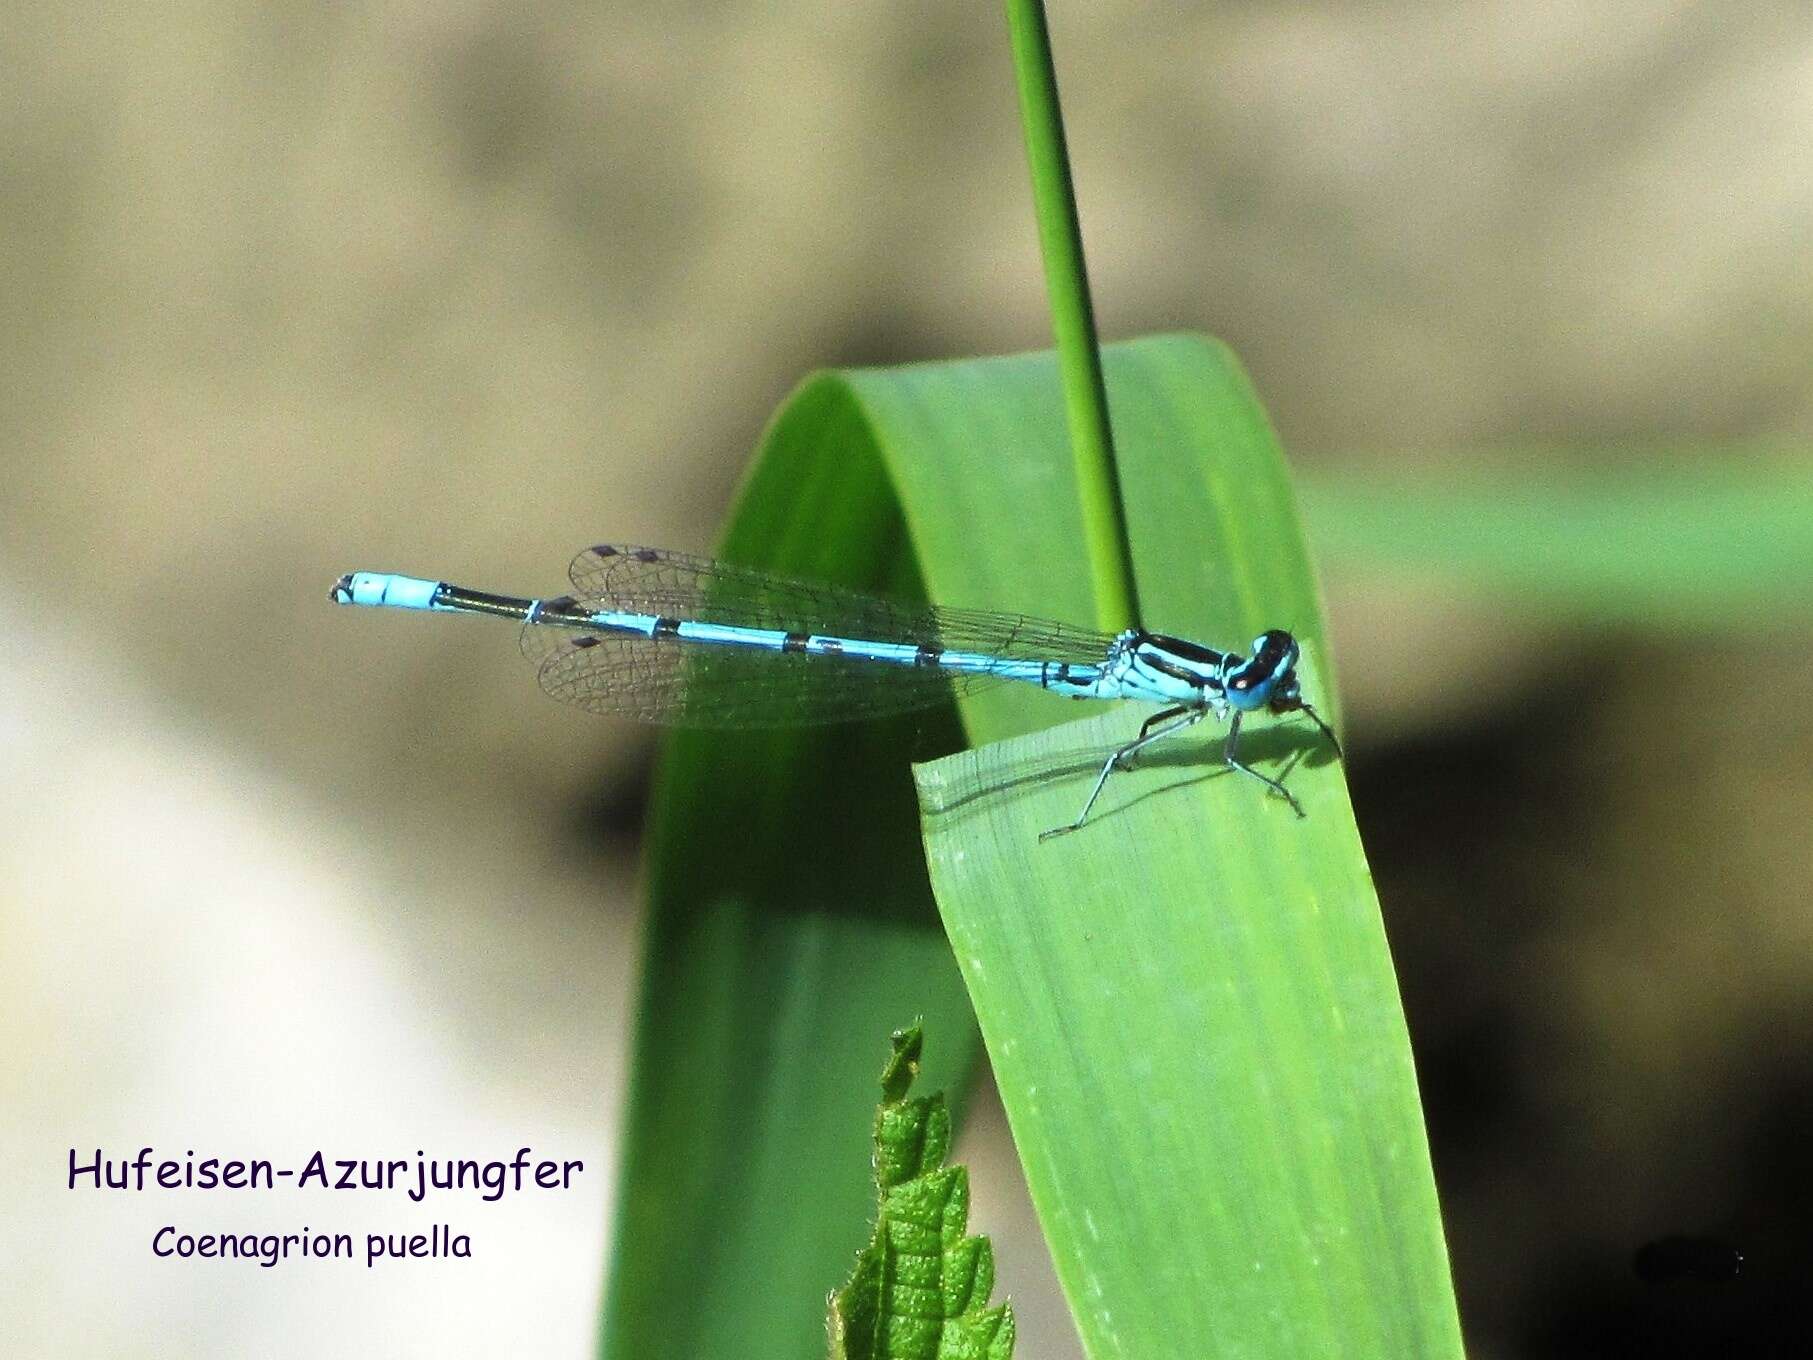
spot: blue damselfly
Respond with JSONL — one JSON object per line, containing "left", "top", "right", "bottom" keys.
{"left": 331, "top": 545, "right": 1339, "bottom": 837}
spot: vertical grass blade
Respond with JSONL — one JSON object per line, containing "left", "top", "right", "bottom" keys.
{"left": 1004, "top": 0, "right": 1139, "bottom": 631}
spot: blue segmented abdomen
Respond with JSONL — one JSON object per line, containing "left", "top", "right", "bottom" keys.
{"left": 523, "top": 609, "right": 1115, "bottom": 726}
{"left": 589, "top": 613, "right": 1087, "bottom": 685}
{"left": 333, "top": 545, "right": 1136, "bottom": 727}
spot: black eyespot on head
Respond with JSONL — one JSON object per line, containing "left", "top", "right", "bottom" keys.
{"left": 571, "top": 635, "right": 601, "bottom": 649}
{"left": 634, "top": 548, "right": 660, "bottom": 563}
{"left": 592, "top": 545, "right": 618, "bottom": 557}
{"left": 1254, "top": 629, "right": 1297, "bottom": 663}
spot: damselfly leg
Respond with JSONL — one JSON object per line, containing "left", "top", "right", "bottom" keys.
{"left": 1040, "top": 704, "right": 1320, "bottom": 838}
{"left": 1223, "top": 710, "right": 1307, "bottom": 818}
{"left": 1040, "top": 704, "right": 1207, "bottom": 841}
{"left": 1294, "top": 702, "right": 1342, "bottom": 761}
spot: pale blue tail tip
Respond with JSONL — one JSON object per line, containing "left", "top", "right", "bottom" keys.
{"left": 329, "top": 571, "right": 440, "bottom": 609}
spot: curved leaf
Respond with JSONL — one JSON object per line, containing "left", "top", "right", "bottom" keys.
{"left": 599, "top": 335, "right": 1452, "bottom": 1360}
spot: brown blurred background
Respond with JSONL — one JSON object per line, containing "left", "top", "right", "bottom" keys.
{"left": 4, "top": 2, "right": 1810, "bottom": 1356}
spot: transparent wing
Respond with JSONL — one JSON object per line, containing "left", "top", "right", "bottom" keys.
{"left": 525, "top": 628, "right": 1000, "bottom": 727}
{"left": 565, "top": 545, "right": 1115, "bottom": 658}
{"left": 519, "top": 544, "right": 1116, "bottom": 728}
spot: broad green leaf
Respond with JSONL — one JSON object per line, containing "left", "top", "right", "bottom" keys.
{"left": 915, "top": 681, "right": 1461, "bottom": 1358}
{"left": 828, "top": 1025, "right": 1015, "bottom": 1360}
{"left": 1302, "top": 447, "right": 1813, "bottom": 628}
{"left": 909, "top": 351, "right": 1463, "bottom": 1356}
{"left": 600, "top": 334, "right": 1412, "bottom": 1359}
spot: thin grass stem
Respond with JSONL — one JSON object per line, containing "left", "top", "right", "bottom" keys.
{"left": 1004, "top": 0, "right": 1141, "bottom": 631}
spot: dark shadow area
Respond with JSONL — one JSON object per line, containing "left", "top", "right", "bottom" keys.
{"left": 1352, "top": 657, "right": 1813, "bottom": 1358}
{"left": 567, "top": 737, "right": 659, "bottom": 849}
{"left": 1520, "top": 1050, "right": 1813, "bottom": 1359}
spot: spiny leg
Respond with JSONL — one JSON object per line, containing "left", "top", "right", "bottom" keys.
{"left": 1298, "top": 701, "right": 1342, "bottom": 760}
{"left": 1223, "top": 710, "right": 1306, "bottom": 817}
{"left": 1040, "top": 706, "right": 1205, "bottom": 841}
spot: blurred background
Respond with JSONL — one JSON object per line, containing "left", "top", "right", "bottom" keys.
{"left": 4, "top": 2, "right": 1810, "bottom": 1355}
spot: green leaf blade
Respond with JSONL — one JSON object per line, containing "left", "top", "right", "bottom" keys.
{"left": 907, "top": 337, "right": 1459, "bottom": 1358}
{"left": 916, "top": 701, "right": 1456, "bottom": 1357}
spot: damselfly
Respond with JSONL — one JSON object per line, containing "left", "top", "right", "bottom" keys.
{"left": 330, "top": 545, "right": 1340, "bottom": 838}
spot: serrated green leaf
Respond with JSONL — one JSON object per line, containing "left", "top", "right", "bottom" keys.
{"left": 830, "top": 1027, "right": 1016, "bottom": 1360}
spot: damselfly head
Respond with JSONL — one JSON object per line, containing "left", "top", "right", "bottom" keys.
{"left": 1224, "top": 629, "right": 1299, "bottom": 712}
